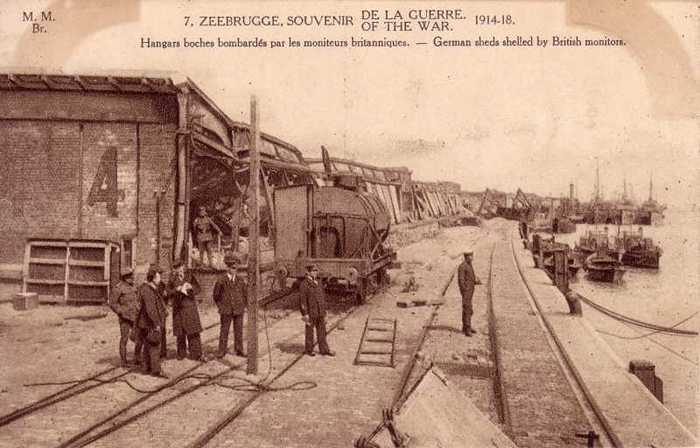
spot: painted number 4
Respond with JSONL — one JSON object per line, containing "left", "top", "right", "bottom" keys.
{"left": 87, "top": 147, "right": 124, "bottom": 217}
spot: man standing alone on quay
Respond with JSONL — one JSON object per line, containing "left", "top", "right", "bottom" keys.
{"left": 108, "top": 272, "right": 142, "bottom": 367}
{"left": 213, "top": 257, "right": 247, "bottom": 358}
{"left": 299, "top": 264, "right": 335, "bottom": 357}
{"left": 167, "top": 262, "right": 204, "bottom": 361}
{"left": 136, "top": 266, "right": 167, "bottom": 377}
{"left": 458, "top": 251, "right": 481, "bottom": 336}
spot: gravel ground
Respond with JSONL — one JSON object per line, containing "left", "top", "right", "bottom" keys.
{"left": 0, "top": 221, "right": 600, "bottom": 447}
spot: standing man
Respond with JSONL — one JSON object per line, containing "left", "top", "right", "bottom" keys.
{"left": 136, "top": 266, "right": 167, "bottom": 378}
{"left": 108, "top": 272, "right": 142, "bottom": 367}
{"left": 457, "top": 251, "right": 481, "bottom": 337}
{"left": 299, "top": 264, "right": 335, "bottom": 357}
{"left": 193, "top": 206, "right": 222, "bottom": 268}
{"left": 213, "top": 257, "right": 247, "bottom": 358}
{"left": 167, "top": 262, "right": 203, "bottom": 361}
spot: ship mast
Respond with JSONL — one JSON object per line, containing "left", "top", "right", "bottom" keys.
{"left": 594, "top": 158, "right": 600, "bottom": 202}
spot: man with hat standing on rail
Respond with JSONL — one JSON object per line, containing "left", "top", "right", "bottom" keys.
{"left": 457, "top": 251, "right": 481, "bottom": 337}
{"left": 136, "top": 265, "right": 167, "bottom": 377}
{"left": 108, "top": 271, "right": 142, "bottom": 367}
{"left": 167, "top": 261, "right": 204, "bottom": 361}
{"left": 299, "top": 264, "right": 335, "bottom": 357}
{"left": 213, "top": 256, "right": 247, "bottom": 358}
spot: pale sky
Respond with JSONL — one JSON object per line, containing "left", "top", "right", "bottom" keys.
{"left": 1, "top": 0, "right": 697, "bottom": 207}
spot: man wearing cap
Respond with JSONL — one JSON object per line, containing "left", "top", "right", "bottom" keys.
{"left": 167, "top": 262, "right": 203, "bottom": 361}
{"left": 213, "top": 257, "right": 247, "bottom": 358}
{"left": 193, "top": 206, "right": 222, "bottom": 268}
{"left": 136, "top": 266, "right": 167, "bottom": 377}
{"left": 299, "top": 264, "right": 334, "bottom": 357}
{"left": 457, "top": 251, "right": 481, "bottom": 336}
{"left": 108, "top": 272, "right": 142, "bottom": 367}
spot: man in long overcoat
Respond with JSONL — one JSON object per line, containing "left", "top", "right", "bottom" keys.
{"left": 299, "top": 264, "right": 334, "bottom": 357}
{"left": 108, "top": 272, "right": 142, "bottom": 366}
{"left": 136, "top": 266, "right": 167, "bottom": 377}
{"left": 457, "top": 251, "right": 481, "bottom": 336}
{"left": 213, "top": 257, "right": 247, "bottom": 358}
{"left": 167, "top": 262, "right": 203, "bottom": 361}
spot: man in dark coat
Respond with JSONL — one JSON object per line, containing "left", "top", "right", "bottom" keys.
{"left": 213, "top": 257, "right": 247, "bottom": 358}
{"left": 457, "top": 251, "right": 481, "bottom": 337}
{"left": 135, "top": 266, "right": 167, "bottom": 377}
{"left": 299, "top": 264, "right": 334, "bottom": 356}
{"left": 166, "top": 262, "right": 203, "bottom": 361}
{"left": 108, "top": 272, "right": 142, "bottom": 366}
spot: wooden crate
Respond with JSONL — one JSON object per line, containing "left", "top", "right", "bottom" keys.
{"left": 23, "top": 240, "right": 119, "bottom": 304}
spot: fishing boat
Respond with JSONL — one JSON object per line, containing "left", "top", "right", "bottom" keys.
{"left": 573, "top": 228, "right": 613, "bottom": 260}
{"left": 613, "top": 227, "right": 662, "bottom": 269}
{"left": 584, "top": 252, "right": 626, "bottom": 283}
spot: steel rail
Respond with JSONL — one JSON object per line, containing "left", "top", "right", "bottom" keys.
{"left": 185, "top": 291, "right": 382, "bottom": 448}
{"left": 54, "top": 290, "right": 295, "bottom": 448}
{"left": 510, "top": 233, "right": 621, "bottom": 448}
{"left": 0, "top": 320, "right": 220, "bottom": 428}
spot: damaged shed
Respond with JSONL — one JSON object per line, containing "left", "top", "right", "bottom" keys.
{"left": 0, "top": 73, "right": 312, "bottom": 303}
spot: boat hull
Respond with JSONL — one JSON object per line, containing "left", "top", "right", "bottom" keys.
{"left": 620, "top": 252, "right": 660, "bottom": 269}
{"left": 585, "top": 267, "right": 625, "bottom": 283}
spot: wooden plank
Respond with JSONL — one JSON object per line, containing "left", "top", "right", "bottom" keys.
{"left": 26, "top": 241, "right": 68, "bottom": 248}
{"left": 261, "top": 169, "right": 276, "bottom": 236}
{"left": 64, "top": 246, "right": 70, "bottom": 301}
{"left": 68, "top": 241, "right": 111, "bottom": 248}
{"left": 103, "top": 245, "right": 110, "bottom": 283}
{"left": 29, "top": 258, "right": 66, "bottom": 265}
{"left": 67, "top": 280, "right": 109, "bottom": 286}
{"left": 22, "top": 243, "right": 31, "bottom": 293}
{"left": 67, "top": 260, "right": 106, "bottom": 267}
{"left": 25, "top": 278, "right": 65, "bottom": 285}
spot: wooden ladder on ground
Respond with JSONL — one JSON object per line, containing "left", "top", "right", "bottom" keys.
{"left": 354, "top": 316, "right": 397, "bottom": 368}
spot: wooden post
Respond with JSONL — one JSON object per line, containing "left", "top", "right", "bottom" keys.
{"left": 247, "top": 96, "right": 260, "bottom": 375}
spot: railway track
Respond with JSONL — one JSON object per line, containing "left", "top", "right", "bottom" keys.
{"left": 0, "top": 320, "right": 221, "bottom": 429}
{"left": 509, "top": 233, "right": 616, "bottom": 447}
{"left": 184, "top": 296, "right": 369, "bottom": 448}
{"left": 354, "top": 249, "right": 498, "bottom": 447}
{"left": 0, "top": 290, "right": 295, "bottom": 447}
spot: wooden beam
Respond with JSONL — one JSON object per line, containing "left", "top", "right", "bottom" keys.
{"left": 246, "top": 96, "right": 260, "bottom": 375}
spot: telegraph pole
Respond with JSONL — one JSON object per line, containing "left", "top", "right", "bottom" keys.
{"left": 246, "top": 96, "right": 260, "bottom": 374}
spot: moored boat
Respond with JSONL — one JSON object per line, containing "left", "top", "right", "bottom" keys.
{"left": 584, "top": 252, "right": 626, "bottom": 283}
{"left": 574, "top": 228, "right": 613, "bottom": 261}
{"left": 613, "top": 227, "right": 662, "bottom": 269}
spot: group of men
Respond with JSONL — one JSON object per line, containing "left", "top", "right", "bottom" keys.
{"left": 108, "top": 249, "right": 475, "bottom": 376}
{"left": 108, "top": 257, "right": 248, "bottom": 378}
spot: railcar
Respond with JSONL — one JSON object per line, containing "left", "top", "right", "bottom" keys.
{"left": 273, "top": 173, "right": 396, "bottom": 303}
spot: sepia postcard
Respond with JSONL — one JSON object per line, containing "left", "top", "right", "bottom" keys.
{"left": 0, "top": 1, "right": 697, "bottom": 447}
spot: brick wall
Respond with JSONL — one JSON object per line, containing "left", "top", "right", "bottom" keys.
{"left": 0, "top": 121, "right": 82, "bottom": 262}
{"left": 0, "top": 91, "right": 180, "bottom": 279}
{"left": 135, "top": 123, "right": 178, "bottom": 277}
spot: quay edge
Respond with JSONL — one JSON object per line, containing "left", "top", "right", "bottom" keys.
{"left": 511, "top": 229, "right": 697, "bottom": 448}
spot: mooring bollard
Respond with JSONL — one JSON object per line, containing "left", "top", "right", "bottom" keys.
{"left": 629, "top": 359, "right": 664, "bottom": 403}
{"left": 553, "top": 249, "right": 569, "bottom": 293}
{"left": 565, "top": 291, "right": 582, "bottom": 315}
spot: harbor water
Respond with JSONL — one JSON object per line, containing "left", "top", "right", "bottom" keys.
{"left": 555, "top": 209, "right": 700, "bottom": 435}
